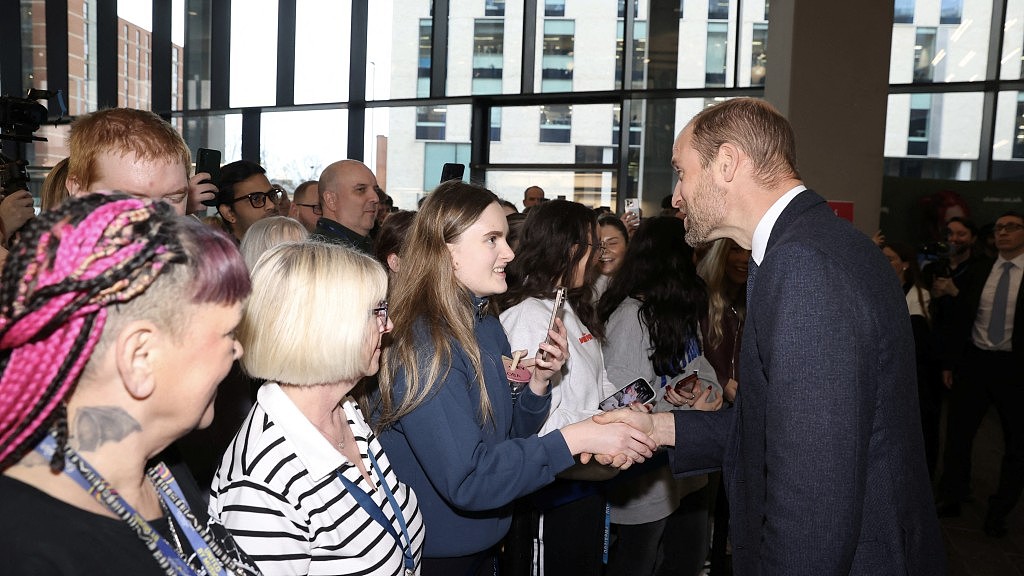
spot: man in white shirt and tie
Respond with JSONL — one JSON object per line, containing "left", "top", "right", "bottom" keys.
{"left": 938, "top": 211, "right": 1024, "bottom": 538}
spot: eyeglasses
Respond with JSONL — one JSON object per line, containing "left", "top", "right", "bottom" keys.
{"left": 582, "top": 242, "right": 607, "bottom": 255}
{"left": 994, "top": 223, "right": 1024, "bottom": 234}
{"left": 229, "top": 188, "right": 281, "bottom": 209}
{"left": 372, "top": 300, "right": 389, "bottom": 328}
{"left": 295, "top": 202, "right": 323, "bottom": 216}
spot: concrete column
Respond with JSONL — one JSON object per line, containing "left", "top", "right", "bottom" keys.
{"left": 765, "top": 0, "right": 895, "bottom": 234}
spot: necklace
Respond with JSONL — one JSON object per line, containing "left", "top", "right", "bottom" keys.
{"left": 316, "top": 424, "right": 345, "bottom": 451}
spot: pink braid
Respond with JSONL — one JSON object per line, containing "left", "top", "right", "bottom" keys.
{"left": 0, "top": 195, "right": 178, "bottom": 468}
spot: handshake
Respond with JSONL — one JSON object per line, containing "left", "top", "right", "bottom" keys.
{"left": 560, "top": 409, "right": 676, "bottom": 470}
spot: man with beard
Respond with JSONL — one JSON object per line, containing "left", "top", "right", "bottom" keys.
{"left": 594, "top": 98, "right": 945, "bottom": 575}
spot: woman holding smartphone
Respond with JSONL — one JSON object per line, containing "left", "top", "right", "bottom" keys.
{"left": 496, "top": 199, "right": 623, "bottom": 576}
{"left": 597, "top": 217, "right": 723, "bottom": 576}
{"left": 373, "top": 181, "right": 655, "bottom": 576}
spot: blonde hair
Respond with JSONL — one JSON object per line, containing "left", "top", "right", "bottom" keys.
{"left": 240, "top": 241, "right": 388, "bottom": 385}
{"left": 239, "top": 216, "right": 309, "bottom": 270}
{"left": 697, "top": 238, "right": 747, "bottom": 349}
{"left": 40, "top": 157, "right": 70, "bottom": 211}
{"left": 375, "top": 181, "right": 500, "bottom": 430}
{"left": 67, "top": 108, "right": 191, "bottom": 191}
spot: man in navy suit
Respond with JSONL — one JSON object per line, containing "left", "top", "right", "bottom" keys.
{"left": 596, "top": 98, "right": 945, "bottom": 574}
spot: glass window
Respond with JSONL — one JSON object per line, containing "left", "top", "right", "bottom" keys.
{"left": 181, "top": 112, "right": 243, "bottom": 168}
{"left": 473, "top": 20, "right": 504, "bottom": 95}
{"left": 423, "top": 142, "right": 471, "bottom": 191}
{"left": 542, "top": 19, "right": 574, "bottom": 92}
{"left": 612, "top": 103, "right": 642, "bottom": 147}
{"left": 416, "top": 106, "right": 446, "bottom": 140}
{"left": 295, "top": 0, "right": 350, "bottom": 104}
{"left": 907, "top": 93, "right": 931, "bottom": 155}
{"left": 894, "top": 0, "right": 914, "bottom": 24}
{"left": 618, "top": 0, "right": 639, "bottom": 18}
{"left": 913, "top": 27, "right": 936, "bottom": 83}
{"left": 706, "top": 22, "right": 728, "bottom": 87}
{"left": 417, "top": 19, "right": 431, "bottom": 98}
{"left": 708, "top": 0, "right": 729, "bottom": 20}
{"left": 545, "top": 0, "right": 566, "bottom": 17}
{"left": 491, "top": 108, "right": 502, "bottom": 141}
{"left": 616, "top": 21, "right": 648, "bottom": 90}
{"left": 485, "top": 0, "right": 505, "bottom": 17}
{"left": 229, "top": 0, "right": 278, "bottom": 108}
{"left": 383, "top": 105, "right": 470, "bottom": 208}
{"left": 750, "top": 23, "right": 768, "bottom": 87}
{"left": 540, "top": 105, "right": 572, "bottom": 143}
{"left": 884, "top": 92, "right": 983, "bottom": 180}
{"left": 939, "top": 0, "right": 961, "bottom": 25}
{"left": 261, "top": 109, "right": 347, "bottom": 187}
{"left": 1012, "top": 93, "right": 1024, "bottom": 159}
{"left": 999, "top": 6, "right": 1024, "bottom": 80}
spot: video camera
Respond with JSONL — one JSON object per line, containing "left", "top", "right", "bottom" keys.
{"left": 0, "top": 88, "right": 66, "bottom": 192}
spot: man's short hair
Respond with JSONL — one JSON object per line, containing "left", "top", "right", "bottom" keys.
{"left": 240, "top": 241, "right": 388, "bottom": 385}
{"left": 207, "top": 160, "right": 267, "bottom": 206}
{"left": 293, "top": 180, "right": 319, "bottom": 203}
{"left": 67, "top": 108, "right": 191, "bottom": 191}
{"left": 688, "top": 98, "right": 801, "bottom": 187}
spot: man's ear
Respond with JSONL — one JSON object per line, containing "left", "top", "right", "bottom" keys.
{"left": 321, "top": 189, "right": 337, "bottom": 213}
{"left": 217, "top": 204, "right": 237, "bottom": 224}
{"left": 717, "top": 142, "right": 740, "bottom": 183}
{"left": 114, "top": 321, "right": 158, "bottom": 400}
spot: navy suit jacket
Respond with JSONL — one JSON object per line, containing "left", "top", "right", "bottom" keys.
{"left": 670, "top": 190, "right": 945, "bottom": 575}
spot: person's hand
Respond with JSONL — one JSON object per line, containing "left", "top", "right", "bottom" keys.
{"left": 932, "top": 276, "right": 958, "bottom": 298}
{"left": 693, "top": 385, "right": 723, "bottom": 412}
{"left": 561, "top": 416, "right": 656, "bottom": 470}
{"left": 942, "top": 369, "right": 953, "bottom": 390}
{"left": 723, "top": 377, "right": 739, "bottom": 403}
{"left": 871, "top": 229, "right": 885, "bottom": 247}
{"left": 620, "top": 211, "right": 640, "bottom": 237}
{"left": 662, "top": 381, "right": 691, "bottom": 407}
{"left": 528, "top": 317, "right": 569, "bottom": 394}
{"left": 0, "top": 189, "right": 36, "bottom": 242}
{"left": 187, "top": 172, "right": 218, "bottom": 215}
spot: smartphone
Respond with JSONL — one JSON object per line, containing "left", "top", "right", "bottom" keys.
{"left": 624, "top": 197, "right": 639, "bottom": 217}
{"left": 599, "top": 377, "right": 657, "bottom": 411}
{"left": 673, "top": 371, "right": 700, "bottom": 395}
{"left": 538, "top": 287, "right": 567, "bottom": 361}
{"left": 196, "top": 148, "right": 222, "bottom": 185}
{"left": 440, "top": 162, "right": 465, "bottom": 183}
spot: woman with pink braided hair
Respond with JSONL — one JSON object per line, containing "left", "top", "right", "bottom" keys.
{"left": 0, "top": 193, "right": 261, "bottom": 575}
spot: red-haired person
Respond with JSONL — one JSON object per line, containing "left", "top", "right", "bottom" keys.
{"left": 0, "top": 194, "right": 259, "bottom": 574}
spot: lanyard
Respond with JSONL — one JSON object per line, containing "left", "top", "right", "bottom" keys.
{"left": 335, "top": 450, "right": 416, "bottom": 575}
{"left": 34, "top": 434, "right": 231, "bottom": 576}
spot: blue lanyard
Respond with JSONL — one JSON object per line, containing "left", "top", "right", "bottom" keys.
{"left": 34, "top": 435, "right": 230, "bottom": 576}
{"left": 335, "top": 450, "right": 416, "bottom": 575}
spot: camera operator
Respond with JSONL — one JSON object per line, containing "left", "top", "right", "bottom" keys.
{"left": 925, "top": 217, "right": 993, "bottom": 389}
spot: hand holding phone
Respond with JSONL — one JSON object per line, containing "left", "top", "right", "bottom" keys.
{"left": 599, "top": 378, "right": 657, "bottom": 412}
{"left": 196, "top": 148, "right": 222, "bottom": 186}
{"left": 539, "top": 287, "right": 567, "bottom": 362}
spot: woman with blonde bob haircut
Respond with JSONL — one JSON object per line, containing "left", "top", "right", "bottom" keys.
{"left": 210, "top": 241, "right": 424, "bottom": 576}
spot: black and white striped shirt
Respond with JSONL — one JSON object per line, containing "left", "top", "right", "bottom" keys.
{"left": 210, "top": 383, "right": 424, "bottom": 576}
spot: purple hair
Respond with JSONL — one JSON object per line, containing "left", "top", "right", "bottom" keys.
{"left": 0, "top": 194, "right": 250, "bottom": 471}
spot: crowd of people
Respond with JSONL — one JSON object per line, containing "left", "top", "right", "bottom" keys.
{"left": 5, "top": 97, "right": 1023, "bottom": 575}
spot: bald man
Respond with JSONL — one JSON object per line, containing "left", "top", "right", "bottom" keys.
{"left": 312, "top": 160, "right": 379, "bottom": 254}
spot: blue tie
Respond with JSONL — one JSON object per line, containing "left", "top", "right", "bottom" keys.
{"left": 987, "top": 262, "right": 1014, "bottom": 346}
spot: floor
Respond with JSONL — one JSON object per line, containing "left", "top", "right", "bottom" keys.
{"left": 942, "top": 406, "right": 1024, "bottom": 576}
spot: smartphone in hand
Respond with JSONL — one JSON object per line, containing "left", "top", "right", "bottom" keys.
{"left": 196, "top": 148, "right": 222, "bottom": 186}
{"left": 538, "top": 287, "right": 567, "bottom": 362}
{"left": 624, "top": 197, "right": 639, "bottom": 217}
{"left": 599, "top": 377, "right": 656, "bottom": 411}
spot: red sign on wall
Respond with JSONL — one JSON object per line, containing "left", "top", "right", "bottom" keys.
{"left": 828, "top": 201, "right": 854, "bottom": 222}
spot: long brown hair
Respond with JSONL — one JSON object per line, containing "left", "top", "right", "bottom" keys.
{"left": 375, "top": 181, "right": 500, "bottom": 430}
